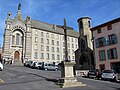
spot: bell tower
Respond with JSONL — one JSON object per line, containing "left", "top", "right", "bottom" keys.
{"left": 77, "top": 17, "right": 93, "bottom": 50}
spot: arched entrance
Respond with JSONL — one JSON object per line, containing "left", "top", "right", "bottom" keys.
{"left": 14, "top": 51, "right": 20, "bottom": 61}
{"left": 79, "top": 55, "right": 90, "bottom": 69}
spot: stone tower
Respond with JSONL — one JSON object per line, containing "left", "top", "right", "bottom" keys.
{"left": 77, "top": 17, "right": 93, "bottom": 50}
{"left": 75, "top": 17, "right": 94, "bottom": 70}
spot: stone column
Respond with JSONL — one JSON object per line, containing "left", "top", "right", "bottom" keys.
{"left": 58, "top": 19, "right": 86, "bottom": 88}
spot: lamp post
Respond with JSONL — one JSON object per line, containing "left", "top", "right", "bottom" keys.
{"left": 62, "top": 18, "right": 69, "bottom": 62}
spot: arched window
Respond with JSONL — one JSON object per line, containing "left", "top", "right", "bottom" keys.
{"left": 12, "top": 35, "right": 15, "bottom": 45}
{"left": 16, "top": 33, "right": 20, "bottom": 45}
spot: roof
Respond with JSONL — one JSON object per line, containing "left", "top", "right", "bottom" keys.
{"left": 31, "top": 20, "right": 79, "bottom": 38}
{"left": 91, "top": 17, "right": 120, "bottom": 31}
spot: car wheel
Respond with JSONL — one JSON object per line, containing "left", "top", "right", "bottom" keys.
{"left": 45, "top": 68, "right": 48, "bottom": 71}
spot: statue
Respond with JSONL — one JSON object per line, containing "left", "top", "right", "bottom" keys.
{"left": 18, "top": 3, "right": 21, "bottom": 10}
{"left": 64, "top": 18, "right": 66, "bottom": 26}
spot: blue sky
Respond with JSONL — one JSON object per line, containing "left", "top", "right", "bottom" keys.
{"left": 0, "top": 0, "right": 120, "bottom": 46}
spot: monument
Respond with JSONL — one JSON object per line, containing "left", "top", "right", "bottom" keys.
{"left": 58, "top": 19, "right": 86, "bottom": 88}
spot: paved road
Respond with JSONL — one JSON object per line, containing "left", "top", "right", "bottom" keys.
{"left": 0, "top": 65, "right": 120, "bottom": 90}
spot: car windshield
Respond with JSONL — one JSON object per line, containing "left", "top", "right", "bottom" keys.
{"left": 103, "top": 70, "right": 114, "bottom": 73}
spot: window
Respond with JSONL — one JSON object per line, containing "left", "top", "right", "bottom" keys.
{"left": 72, "top": 56, "right": 75, "bottom": 60}
{"left": 97, "top": 28, "right": 101, "bottom": 34}
{"left": 107, "top": 25, "right": 112, "bottom": 30}
{"left": 56, "top": 35, "right": 59, "bottom": 39}
{"left": 75, "top": 39, "right": 78, "bottom": 43}
{"left": 57, "top": 54, "right": 60, "bottom": 60}
{"left": 41, "top": 38, "right": 44, "bottom": 43}
{"left": 51, "top": 34, "right": 54, "bottom": 39}
{"left": 21, "top": 36, "right": 23, "bottom": 45}
{"left": 46, "top": 46, "right": 49, "bottom": 52}
{"left": 52, "top": 54, "right": 55, "bottom": 60}
{"left": 72, "top": 38, "right": 74, "bottom": 42}
{"left": 12, "top": 35, "right": 15, "bottom": 45}
{"left": 35, "top": 37, "right": 38, "bottom": 42}
{"left": 72, "top": 44, "right": 74, "bottom": 48}
{"left": 35, "top": 30, "right": 38, "bottom": 35}
{"left": 72, "top": 50, "right": 74, "bottom": 54}
{"left": 52, "top": 40, "right": 54, "bottom": 45}
{"left": 46, "top": 39, "right": 49, "bottom": 44}
{"left": 76, "top": 44, "right": 78, "bottom": 48}
{"left": 41, "top": 53, "right": 44, "bottom": 59}
{"left": 63, "top": 55, "right": 65, "bottom": 60}
{"left": 68, "top": 43, "right": 70, "bottom": 48}
{"left": 46, "top": 33, "right": 49, "bottom": 38}
{"left": 108, "top": 34, "right": 117, "bottom": 45}
{"left": 88, "top": 21, "right": 91, "bottom": 27}
{"left": 46, "top": 53, "right": 49, "bottom": 59}
{"left": 99, "top": 50, "right": 106, "bottom": 61}
{"left": 68, "top": 37, "right": 70, "bottom": 42}
{"left": 57, "top": 41, "right": 59, "bottom": 46}
{"left": 35, "top": 44, "right": 38, "bottom": 49}
{"left": 107, "top": 48, "right": 117, "bottom": 59}
{"left": 52, "top": 47, "right": 54, "bottom": 52}
{"left": 41, "top": 45, "right": 44, "bottom": 51}
{"left": 95, "top": 37, "right": 106, "bottom": 47}
{"left": 80, "top": 21, "right": 83, "bottom": 28}
{"left": 63, "top": 42, "right": 65, "bottom": 47}
{"left": 68, "top": 49, "right": 70, "bottom": 54}
{"left": 68, "top": 56, "right": 71, "bottom": 60}
{"left": 41, "top": 32, "right": 44, "bottom": 37}
{"left": 16, "top": 33, "right": 20, "bottom": 45}
{"left": 34, "top": 52, "right": 38, "bottom": 59}
{"left": 57, "top": 47, "right": 59, "bottom": 53}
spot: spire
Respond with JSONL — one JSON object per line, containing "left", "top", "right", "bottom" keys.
{"left": 14, "top": 3, "right": 24, "bottom": 22}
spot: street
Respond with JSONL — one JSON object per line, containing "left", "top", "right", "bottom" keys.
{"left": 0, "top": 65, "right": 120, "bottom": 90}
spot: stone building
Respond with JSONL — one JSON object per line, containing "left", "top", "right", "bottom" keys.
{"left": 3, "top": 4, "right": 79, "bottom": 65}
{"left": 75, "top": 17, "right": 94, "bottom": 70}
{"left": 91, "top": 17, "right": 120, "bottom": 73}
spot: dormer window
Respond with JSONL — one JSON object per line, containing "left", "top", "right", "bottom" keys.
{"left": 97, "top": 28, "right": 101, "bottom": 34}
{"left": 107, "top": 25, "right": 112, "bottom": 30}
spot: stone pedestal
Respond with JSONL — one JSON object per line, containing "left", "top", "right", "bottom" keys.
{"left": 58, "top": 61, "right": 86, "bottom": 88}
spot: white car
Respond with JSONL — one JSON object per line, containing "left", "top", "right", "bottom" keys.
{"left": 43, "top": 62, "right": 58, "bottom": 71}
{"left": 0, "top": 62, "right": 3, "bottom": 71}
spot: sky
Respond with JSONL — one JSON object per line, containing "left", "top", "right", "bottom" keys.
{"left": 0, "top": 0, "right": 120, "bottom": 47}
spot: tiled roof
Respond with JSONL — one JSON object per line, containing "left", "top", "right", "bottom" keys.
{"left": 31, "top": 20, "right": 79, "bottom": 38}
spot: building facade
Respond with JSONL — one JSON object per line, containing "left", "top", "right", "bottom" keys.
{"left": 3, "top": 4, "right": 79, "bottom": 65}
{"left": 91, "top": 17, "right": 120, "bottom": 73}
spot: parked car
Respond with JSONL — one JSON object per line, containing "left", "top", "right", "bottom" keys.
{"left": 87, "top": 69, "right": 101, "bottom": 79}
{"left": 101, "top": 69, "right": 116, "bottom": 81}
{"left": 36, "top": 62, "right": 44, "bottom": 69}
{"left": 0, "top": 62, "right": 3, "bottom": 71}
{"left": 30, "top": 61, "right": 38, "bottom": 69}
{"left": 24, "top": 60, "right": 33, "bottom": 67}
{"left": 43, "top": 62, "right": 58, "bottom": 71}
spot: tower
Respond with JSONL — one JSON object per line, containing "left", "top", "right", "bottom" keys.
{"left": 77, "top": 17, "right": 93, "bottom": 50}
{"left": 75, "top": 17, "right": 94, "bottom": 70}
{"left": 3, "top": 11, "right": 12, "bottom": 61}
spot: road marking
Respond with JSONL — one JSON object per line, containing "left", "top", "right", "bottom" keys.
{"left": 0, "top": 79, "right": 4, "bottom": 83}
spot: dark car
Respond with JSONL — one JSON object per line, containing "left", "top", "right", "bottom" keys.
{"left": 87, "top": 69, "right": 101, "bottom": 79}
